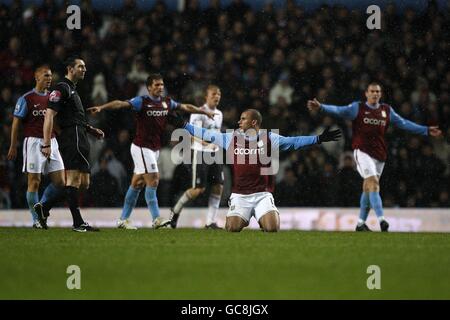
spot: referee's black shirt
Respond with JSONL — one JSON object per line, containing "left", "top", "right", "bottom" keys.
{"left": 48, "top": 77, "right": 87, "bottom": 128}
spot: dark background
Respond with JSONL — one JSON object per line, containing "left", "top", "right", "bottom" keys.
{"left": 0, "top": 0, "right": 449, "bottom": 209}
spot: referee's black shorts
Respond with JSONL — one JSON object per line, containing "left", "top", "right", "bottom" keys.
{"left": 57, "top": 125, "right": 91, "bottom": 173}
{"left": 188, "top": 150, "right": 224, "bottom": 188}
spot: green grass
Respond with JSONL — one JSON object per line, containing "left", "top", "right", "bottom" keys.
{"left": 0, "top": 227, "right": 449, "bottom": 299}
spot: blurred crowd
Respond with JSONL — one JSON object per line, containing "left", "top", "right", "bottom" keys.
{"left": 1, "top": 0, "right": 449, "bottom": 209}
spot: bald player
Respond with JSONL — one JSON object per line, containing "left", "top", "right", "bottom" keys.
{"left": 168, "top": 109, "right": 341, "bottom": 232}
{"left": 7, "top": 65, "right": 65, "bottom": 228}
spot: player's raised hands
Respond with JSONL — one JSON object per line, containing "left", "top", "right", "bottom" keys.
{"left": 307, "top": 98, "right": 321, "bottom": 111}
{"left": 86, "top": 106, "right": 102, "bottom": 114}
{"left": 317, "top": 127, "right": 342, "bottom": 143}
{"left": 428, "top": 126, "right": 442, "bottom": 137}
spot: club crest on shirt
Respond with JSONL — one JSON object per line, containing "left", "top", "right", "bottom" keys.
{"left": 162, "top": 102, "right": 168, "bottom": 109}
{"left": 381, "top": 110, "right": 387, "bottom": 118}
{"left": 49, "top": 90, "right": 61, "bottom": 102}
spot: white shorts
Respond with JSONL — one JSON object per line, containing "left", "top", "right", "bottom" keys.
{"left": 353, "top": 149, "right": 385, "bottom": 179}
{"left": 227, "top": 192, "right": 278, "bottom": 223}
{"left": 22, "top": 137, "right": 64, "bottom": 174}
{"left": 130, "top": 143, "right": 159, "bottom": 174}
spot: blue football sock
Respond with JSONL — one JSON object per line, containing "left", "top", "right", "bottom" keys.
{"left": 369, "top": 192, "right": 385, "bottom": 222}
{"left": 120, "top": 186, "right": 141, "bottom": 220}
{"left": 40, "top": 183, "right": 63, "bottom": 205}
{"left": 358, "top": 192, "right": 370, "bottom": 224}
{"left": 145, "top": 186, "right": 160, "bottom": 220}
{"left": 26, "top": 191, "right": 39, "bottom": 223}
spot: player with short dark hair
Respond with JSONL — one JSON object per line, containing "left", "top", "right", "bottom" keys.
{"left": 35, "top": 56, "right": 105, "bottom": 232}
{"left": 7, "top": 65, "right": 65, "bottom": 228}
{"left": 168, "top": 109, "right": 341, "bottom": 232}
{"left": 87, "top": 74, "right": 215, "bottom": 229}
{"left": 307, "top": 83, "right": 442, "bottom": 232}
{"left": 170, "top": 85, "right": 224, "bottom": 229}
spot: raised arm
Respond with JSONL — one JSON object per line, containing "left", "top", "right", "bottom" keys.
{"left": 389, "top": 107, "right": 442, "bottom": 136}
{"left": 307, "top": 98, "right": 359, "bottom": 120}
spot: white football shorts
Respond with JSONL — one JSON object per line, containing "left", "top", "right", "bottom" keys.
{"left": 22, "top": 137, "right": 64, "bottom": 174}
{"left": 227, "top": 191, "right": 278, "bottom": 223}
{"left": 353, "top": 149, "right": 385, "bottom": 179}
{"left": 130, "top": 143, "right": 160, "bottom": 174}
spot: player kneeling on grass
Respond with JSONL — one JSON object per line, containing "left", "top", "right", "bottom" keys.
{"left": 168, "top": 109, "right": 341, "bottom": 232}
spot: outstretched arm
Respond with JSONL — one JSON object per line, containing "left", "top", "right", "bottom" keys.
{"left": 183, "top": 123, "right": 232, "bottom": 149}
{"left": 307, "top": 98, "right": 359, "bottom": 120}
{"left": 390, "top": 107, "right": 441, "bottom": 136}
{"left": 87, "top": 100, "right": 131, "bottom": 114}
{"left": 179, "top": 103, "right": 215, "bottom": 119}
{"left": 270, "top": 128, "right": 342, "bottom": 151}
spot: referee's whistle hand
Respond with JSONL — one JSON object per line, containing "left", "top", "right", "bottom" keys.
{"left": 93, "top": 128, "right": 105, "bottom": 139}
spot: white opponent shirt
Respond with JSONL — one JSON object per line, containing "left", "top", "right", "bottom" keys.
{"left": 189, "top": 104, "right": 223, "bottom": 152}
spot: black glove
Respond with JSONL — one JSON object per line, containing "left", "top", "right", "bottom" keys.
{"left": 167, "top": 111, "right": 187, "bottom": 128}
{"left": 318, "top": 127, "right": 342, "bottom": 143}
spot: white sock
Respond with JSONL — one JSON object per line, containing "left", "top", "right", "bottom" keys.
{"left": 357, "top": 219, "right": 365, "bottom": 226}
{"left": 173, "top": 191, "right": 191, "bottom": 214}
{"left": 378, "top": 216, "right": 385, "bottom": 223}
{"left": 206, "top": 194, "right": 221, "bottom": 225}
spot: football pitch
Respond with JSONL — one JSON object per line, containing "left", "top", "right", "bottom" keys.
{"left": 0, "top": 228, "right": 449, "bottom": 299}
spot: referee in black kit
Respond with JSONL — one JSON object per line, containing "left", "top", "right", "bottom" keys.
{"left": 37, "top": 56, "right": 104, "bottom": 232}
